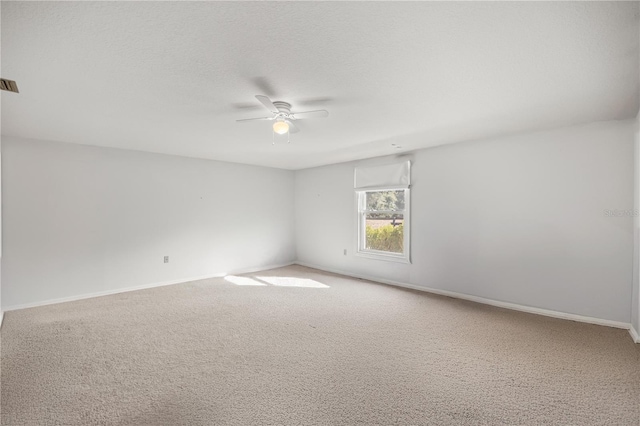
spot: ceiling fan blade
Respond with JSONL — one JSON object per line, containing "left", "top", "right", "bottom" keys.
{"left": 231, "top": 102, "right": 262, "bottom": 111}
{"left": 255, "top": 95, "right": 280, "bottom": 114}
{"left": 296, "top": 96, "right": 333, "bottom": 107}
{"left": 287, "top": 120, "right": 300, "bottom": 133}
{"left": 291, "top": 110, "right": 329, "bottom": 119}
{"left": 251, "top": 77, "right": 278, "bottom": 98}
{"left": 236, "top": 116, "right": 273, "bottom": 122}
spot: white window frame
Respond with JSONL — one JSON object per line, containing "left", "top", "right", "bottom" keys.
{"left": 356, "top": 187, "right": 411, "bottom": 263}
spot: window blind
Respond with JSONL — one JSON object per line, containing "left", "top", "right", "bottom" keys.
{"left": 354, "top": 161, "right": 410, "bottom": 190}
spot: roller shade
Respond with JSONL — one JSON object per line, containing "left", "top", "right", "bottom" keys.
{"left": 354, "top": 161, "right": 411, "bottom": 190}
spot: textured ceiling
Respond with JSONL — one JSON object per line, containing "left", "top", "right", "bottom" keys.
{"left": 1, "top": 1, "right": 639, "bottom": 170}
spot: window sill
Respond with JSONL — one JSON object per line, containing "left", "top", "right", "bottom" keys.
{"left": 355, "top": 250, "right": 411, "bottom": 264}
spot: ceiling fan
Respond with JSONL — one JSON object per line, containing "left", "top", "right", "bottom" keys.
{"left": 236, "top": 95, "right": 329, "bottom": 137}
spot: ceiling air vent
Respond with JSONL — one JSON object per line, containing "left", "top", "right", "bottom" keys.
{"left": 0, "top": 78, "right": 19, "bottom": 93}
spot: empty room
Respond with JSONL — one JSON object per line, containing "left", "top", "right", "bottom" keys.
{"left": 1, "top": 1, "right": 639, "bottom": 425}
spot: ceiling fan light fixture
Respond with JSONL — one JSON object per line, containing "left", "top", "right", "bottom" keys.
{"left": 273, "top": 119, "right": 289, "bottom": 135}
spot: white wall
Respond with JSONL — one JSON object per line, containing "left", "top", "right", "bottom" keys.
{"left": 1, "top": 137, "right": 295, "bottom": 309}
{"left": 633, "top": 113, "right": 640, "bottom": 334}
{"left": 295, "top": 120, "right": 635, "bottom": 324}
{"left": 0, "top": 140, "right": 2, "bottom": 323}
{"left": 3, "top": 120, "right": 636, "bottom": 327}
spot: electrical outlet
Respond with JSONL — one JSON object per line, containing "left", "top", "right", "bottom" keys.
{"left": 343, "top": 249, "right": 347, "bottom": 255}
{"left": 164, "top": 256, "right": 169, "bottom": 263}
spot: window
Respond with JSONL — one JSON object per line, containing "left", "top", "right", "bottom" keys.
{"left": 357, "top": 188, "right": 410, "bottom": 263}
{"left": 354, "top": 160, "right": 411, "bottom": 263}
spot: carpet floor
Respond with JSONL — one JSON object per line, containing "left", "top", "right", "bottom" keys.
{"left": 1, "top": 265, "right": 639, "bottom": 425}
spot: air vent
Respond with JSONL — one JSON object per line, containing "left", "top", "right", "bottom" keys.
{"left": 0, "top": 78, "right": 19, "bottom": 93}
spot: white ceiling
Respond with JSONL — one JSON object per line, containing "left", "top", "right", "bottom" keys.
{"left": 1, "top": 1, "right": 638, "bottom": 170}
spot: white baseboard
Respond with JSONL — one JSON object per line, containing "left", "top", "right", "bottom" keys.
{"left": 630, "top": 326, "right": 640, "bottom": 343}
{"left": 295, "top": 261, "right": 633, "bottom": 332}
{"left": 4, "top": 261, "right": 295, "bottom": 312}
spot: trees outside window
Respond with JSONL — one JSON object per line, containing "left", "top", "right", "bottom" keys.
{"left": 357, "top": 189, "right": 410, "bottom": 263}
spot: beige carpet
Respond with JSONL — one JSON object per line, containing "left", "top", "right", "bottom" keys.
{"left": 1, "top": 265, "right": 639, "bottom": 425}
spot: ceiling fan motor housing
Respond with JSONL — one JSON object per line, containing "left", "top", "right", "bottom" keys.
{"left": 272, "top": 101, "right": 292, "bottom": 115}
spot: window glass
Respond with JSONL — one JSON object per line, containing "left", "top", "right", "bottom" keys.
{"left": 357, "top": 189, "right": 410, "bottom": 262}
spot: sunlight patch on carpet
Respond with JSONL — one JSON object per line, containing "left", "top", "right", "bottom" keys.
{"left": 255, "top": 276, "right": 330, "bottom": 288}
{"left": 224, "top": 276, "right": 267, "bottom": 286}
